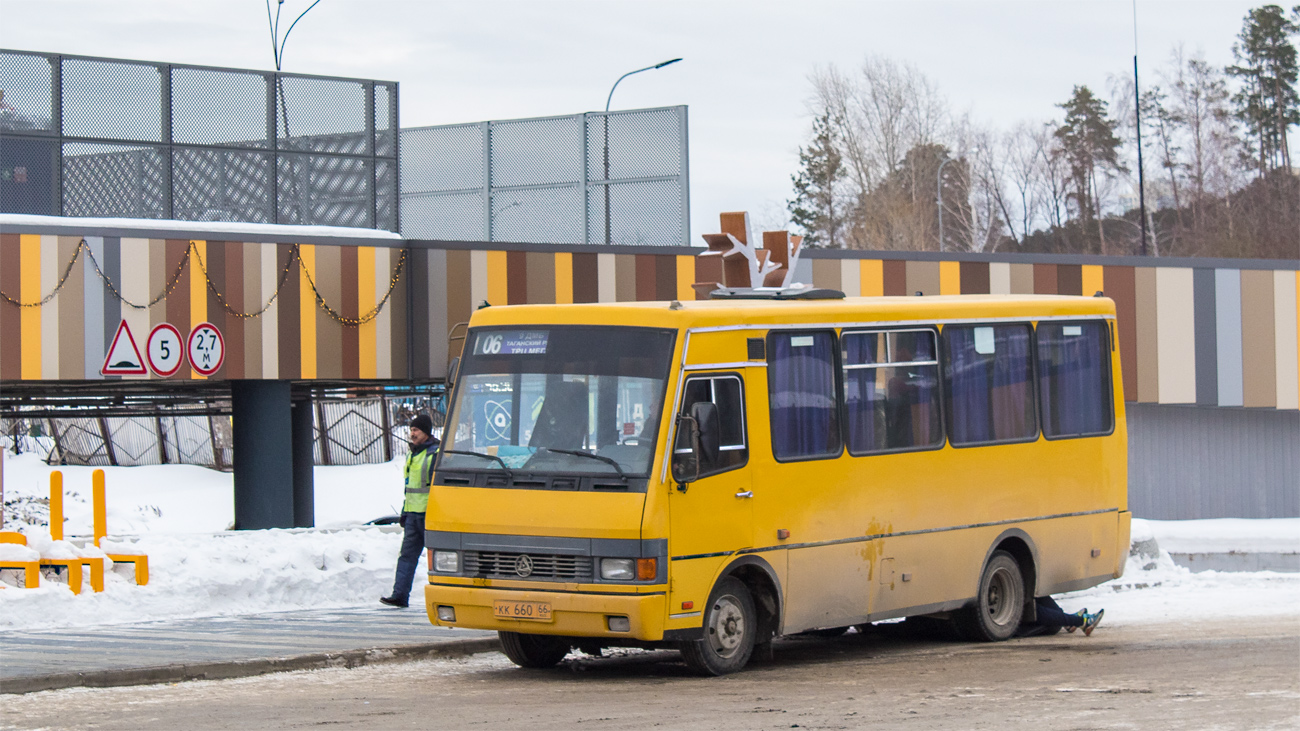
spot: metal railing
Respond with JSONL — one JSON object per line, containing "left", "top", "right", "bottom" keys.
{"left": 3, "top": 394, "right": 444, "bottom": 469}
{"left": 400, "top": 106, "right": 689, "bottom": 245}
{"left": 0, "top": 49, "right": 399, "bottom": 231}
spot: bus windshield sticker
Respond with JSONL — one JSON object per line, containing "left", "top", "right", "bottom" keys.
{"left": 790, "top": 335, "right": 815, "bottom": 348}
{"left": 476, "top": 331, "right": 549, "bottom": 355}
{"left": 1063, "top": 325, "right": 1083, "bottom": 336}
{"left": 974, "top": 327, "right": 996, "bottom": 355}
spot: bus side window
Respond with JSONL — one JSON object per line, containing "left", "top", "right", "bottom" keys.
{"left": 675, "top": 375, "right": 748, "bottom": 477}
{"left": 1036, "top": 321, "right": 1114, "bottom": 438}
{"left": 768, "top": 331, "right": 842, "bottom": 461}
{"left": 842, "top": 329, "right": 943, "bottom": 454}
{"left": 943, "top": 324, "right": 1038, "bottom": 446}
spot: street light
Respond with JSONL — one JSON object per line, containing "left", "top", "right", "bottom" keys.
{"left": 936, "top": 148, "right": 978, "bottom": 252}
{"left": 603, "top": 58, "right": 682, "bottom": 244}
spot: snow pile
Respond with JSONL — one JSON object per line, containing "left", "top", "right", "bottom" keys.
{"left": 1057, "top": 517, "right": 1300, "bottom": 625}
{"left": 0, "top": 527, "right": 413, "bottom": 630}
{"left": 1145, "top": 518, "right": 1300, "bottom": 554}
{"left": 0, "top": 213, "right": 404, "bottom": 240}
{"left": 1, "top": 452, "right": 416, "bottom": 631}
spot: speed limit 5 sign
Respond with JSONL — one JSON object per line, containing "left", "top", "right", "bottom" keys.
{"left": 146, "top": 323, "right": 185, "bottom": 377}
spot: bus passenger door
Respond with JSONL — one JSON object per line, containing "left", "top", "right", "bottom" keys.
{"left": 667, "top": 374, "right": 753, "bottom": 592}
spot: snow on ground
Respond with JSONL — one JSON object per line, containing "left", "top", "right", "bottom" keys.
{"left": 1, "top": 452, "right": 1297, "bottom": 632}
{"left": 1144, "top": 517, "right": 1300, "bottom": 554}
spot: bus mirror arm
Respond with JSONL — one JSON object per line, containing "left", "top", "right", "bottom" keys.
{"left": 672, "top": 414, "right": 701, "bottom": 492}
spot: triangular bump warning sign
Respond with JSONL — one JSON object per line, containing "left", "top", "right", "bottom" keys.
{"left": 101, "top": 321, "right": 148, "bottom": 376}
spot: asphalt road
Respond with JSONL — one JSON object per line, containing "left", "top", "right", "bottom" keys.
{"left": 4, "top": 617, "right": 1296, "bottom": 730}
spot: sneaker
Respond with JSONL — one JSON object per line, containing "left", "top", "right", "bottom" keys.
{"left": 1082, "top": 609, "right": 1104, "bottom": 636}
{"left": 1065, "top": 608, "right": 1088, "bottom": 633}
{"left": 379, "top": 596, "right": 409, "bottom": 608}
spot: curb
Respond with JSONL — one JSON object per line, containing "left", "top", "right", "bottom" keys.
{"left": 0, "top": 636, "right": 502, "bottom": 696}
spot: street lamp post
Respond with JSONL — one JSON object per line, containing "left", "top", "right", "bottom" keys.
{"left": 603, "top": 58, "right": 681, "bottom": 245}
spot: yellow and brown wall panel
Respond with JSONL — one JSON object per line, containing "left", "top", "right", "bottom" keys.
{"left": 1, "top": 227, "right": 1296, "bottom": 411}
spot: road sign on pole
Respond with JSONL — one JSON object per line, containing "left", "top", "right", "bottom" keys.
{"left": 100, "top": 321, "right": 148, "bottom": 376}
{"left": 146, "top": 323, "right": 185, "bottom": 377}
{"left": 187, "top": 322, "right": 225, "bottom": 377}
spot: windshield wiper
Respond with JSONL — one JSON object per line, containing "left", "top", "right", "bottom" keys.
{"left": 537, "top": 448, "right": 627, "bottom": 481}
{"left": 441, "top": 449, "right": 514, "bottom": 480}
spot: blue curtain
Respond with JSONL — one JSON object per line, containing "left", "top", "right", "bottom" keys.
{"left": 1038, "top": 323, "right": 1110, "bottom": 437}
{"left": 991, "top": 326, "right": 1034, "bottom": 440}
{"left": 770, "top": 332, "right": 839, "bottom": 459}
{"left": 946, "top": 325, "right": 1034, "bottom": 445}
{"left": 843, "top": 334, "right": 878, "bottom": 453}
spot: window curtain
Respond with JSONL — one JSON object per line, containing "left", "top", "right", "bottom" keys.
{"left": 990, "top": 326, "right": 1034, "bottom": 441}
{"left": 1039, "top": 323, "right": 1110, "bottom": 437}
{"left": 843, "top": 334, "right": 879, "bottom": 453}
{"left": 945, "top": 328, "right": 993, "bottom": 444}
{"left": 946, "top": 325, "right": 1034, "bottom": 445}
{"left": 770, "top": 332, "right": 839, "bottom": 459}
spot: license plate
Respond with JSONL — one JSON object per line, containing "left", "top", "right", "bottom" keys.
{"left": 493, "top": 600, "right": 553, "bottom": 622}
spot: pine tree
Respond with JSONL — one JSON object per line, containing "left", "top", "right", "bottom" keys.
{"left": 1227, "top": 4, "right": 1299, "bottom": 175}
{"left": 1054, "top": 86, "right": 1124, "bottom": 253}
{"left": 789, "top": 113, "right": 846, "bottom": 248}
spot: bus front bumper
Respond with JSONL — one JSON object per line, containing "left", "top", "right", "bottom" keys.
{"left": 424, "top": 583, "right": 666, "bottom": 641}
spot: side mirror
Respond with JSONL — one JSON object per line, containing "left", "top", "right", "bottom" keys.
{"left": 690, "top": 401, "right": 721, "bottom": 467}
{"left": 446, "top": 356, "right": 461, "bottom": 388}
{"left": 671, "top": 414, "right": 701, "bottom": 489}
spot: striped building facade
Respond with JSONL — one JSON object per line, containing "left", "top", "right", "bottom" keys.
{"left": 1, "top": 222, "right": 1296, "bottom": 520}
{"left": 2, "top": 229, "right": 1296, "bottom": 413}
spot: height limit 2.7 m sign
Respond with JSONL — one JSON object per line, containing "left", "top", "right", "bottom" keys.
{"left": 187, "top": 322, "right": 225, "bottom": 377}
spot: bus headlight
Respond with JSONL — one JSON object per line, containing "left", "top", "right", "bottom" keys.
{"left": 434, "top": 550, "right": 460, "bottom": 573}
{"left": 600, "top": 558, "right": 635, "bottom": 580}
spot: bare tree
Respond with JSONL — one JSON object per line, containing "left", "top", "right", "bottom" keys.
{"left": 807, "top": 56, "right": 955, "bottom": 249}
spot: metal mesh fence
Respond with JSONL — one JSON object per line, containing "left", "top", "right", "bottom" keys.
{"left": 400, "top": 106, "right": 688, "bottom": 245}
{"left": 0, "top": 49, "right": 398, "bottom": 231}
{"left": 2, "top": 394, "right": 443, "bottom": 469}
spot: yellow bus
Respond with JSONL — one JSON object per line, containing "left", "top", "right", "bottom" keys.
{"left": 424, "top": 290, "right": 1129, "bottom": 675}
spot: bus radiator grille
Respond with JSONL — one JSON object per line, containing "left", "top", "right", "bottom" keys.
{"left": 462, "top": 551, "right": 595, "bottom": 581}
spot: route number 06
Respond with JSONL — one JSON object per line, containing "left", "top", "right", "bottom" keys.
{"left": 478, "top": 334, "right": 503, "bottom": 355}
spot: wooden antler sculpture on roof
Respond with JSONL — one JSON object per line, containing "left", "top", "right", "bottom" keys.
{"left": 692, "top": 211, "right": 804, "bottom": 298}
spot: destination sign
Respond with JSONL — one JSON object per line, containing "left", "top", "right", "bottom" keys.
{"left": 474, "top": 330, "right": 549, "bottom": 356}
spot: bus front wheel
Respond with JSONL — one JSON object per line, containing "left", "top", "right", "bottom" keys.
{"left": 499, "top": 631, "right": 571, "bottom": 669}
{"left": 957, "top": 550, "right": 1025, "bottom": 642}
{"left": 681, "top": 577, "right": 756, "bottom": 675}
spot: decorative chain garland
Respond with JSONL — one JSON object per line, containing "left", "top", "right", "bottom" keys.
{"left": 0, "top": 238, "right": 407, "bottom": 327}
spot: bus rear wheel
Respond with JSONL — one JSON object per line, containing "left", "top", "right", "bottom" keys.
{"left": 957, "top": 550, "right": 1025, "bottom": 642}
{"left": 499, "top": 631, "right": 571, "bottom": 669}
{"left": 681, "top": 577, "right": 756, "bottom": 676}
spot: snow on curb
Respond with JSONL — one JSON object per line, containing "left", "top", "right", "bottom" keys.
{"left": 0, "top": 528, "right": 417, "bottom": 631}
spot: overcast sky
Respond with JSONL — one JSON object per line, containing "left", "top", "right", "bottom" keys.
{"left": 2, "top": 0, "right": 1263, "bottom": 241}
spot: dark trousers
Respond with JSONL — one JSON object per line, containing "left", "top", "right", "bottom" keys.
{"left": 1034, "top": 596, "right": 1085, "bottom": 627}
{"left": 1016, "top": 596, "right": 1085, "bottom": 637}
{"left": 390, "top": 511, "right": 425, "bottom": 604}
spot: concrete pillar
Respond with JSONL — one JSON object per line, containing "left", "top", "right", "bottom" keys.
{"left": 291, "top": 395, "right": 315, "bottom": 528}
{"left": 231, "top": 380, "right": 295, "bottom": 529}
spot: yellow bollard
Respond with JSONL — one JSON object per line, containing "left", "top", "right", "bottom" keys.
{"left": 49, "top": 471, "right": 63, "bottom": 541}
{"left": 93, "top": 469, "right": 107, "bottom": 548}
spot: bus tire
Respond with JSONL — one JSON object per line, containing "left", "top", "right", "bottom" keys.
{"left": 681, "top": 577, "right": 756, "bottom": 676}
{"left": 499, "top": 631, "right": 571, "bottom": 669}
{"left": 957, "top": 550, "right": 1025, "bottom": 642}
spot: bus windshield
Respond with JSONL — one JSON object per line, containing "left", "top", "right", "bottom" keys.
{"left": 440, "top": 326, "right": 676, "bottom": 478}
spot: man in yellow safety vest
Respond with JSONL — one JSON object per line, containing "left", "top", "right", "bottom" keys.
{"left": 381, "top": 414, "right": 439, "bottom": 608}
